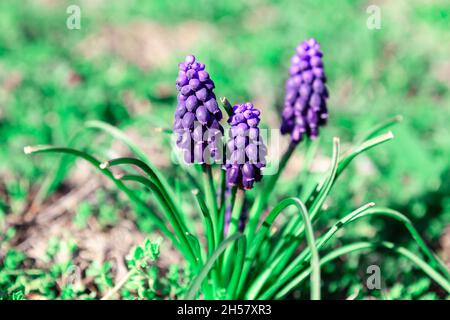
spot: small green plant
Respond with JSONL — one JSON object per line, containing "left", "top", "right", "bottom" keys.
{"left": 100, "top": 238, "right": 189, "bottom": 300}
{"left": 0, "top": 238, "right": 84, "bottom": 300}
{"left": 86, "top": 261, "right": 114, "bottom": 294}
{"left": 24, "top": 43, "right": 450, "bottom": 300}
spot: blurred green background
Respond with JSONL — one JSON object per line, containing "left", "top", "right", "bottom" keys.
{"left": 0, "top": 0, "right": 449, "bottom": 299}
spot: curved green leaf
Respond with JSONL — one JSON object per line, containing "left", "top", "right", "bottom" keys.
{"left": 273, "top": 241, "right": 450, "bottom": 299}
{"left": 185, "top": 233, "right": 242, "bottom": 299}
{"left": 243, "top": 198, "right": 321, "bottom": 300}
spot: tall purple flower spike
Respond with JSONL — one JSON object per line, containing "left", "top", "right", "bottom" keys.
{"left": 224, "top": 103, "right": 267, "bottom": 190}
{"left": 280, "top": 38, "right": 329, "bottom": 144}
{"left": 174, "top": 55, "right": 224, "bottom": 164}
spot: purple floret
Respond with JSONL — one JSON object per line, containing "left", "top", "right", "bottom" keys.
{"left": 280, "top": 38, "right": 329, "bottom": 144}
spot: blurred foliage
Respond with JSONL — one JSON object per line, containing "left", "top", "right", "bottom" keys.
{"left": 0, "top": 0, "right": 449, "bottom": 299}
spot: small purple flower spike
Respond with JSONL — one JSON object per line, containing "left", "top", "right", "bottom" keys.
{"left": 280, "top": 38, "right": 329, "bottom": 144}
{"left": 174, "top": 55, "right": 224, "bottom": 164}
{"left": 224, "top": 103, "right": 267, "bottom": 190}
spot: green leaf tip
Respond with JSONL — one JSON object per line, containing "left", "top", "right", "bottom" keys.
{"left": 385, "top": 131, "right": 394, "bottom": 139}
{"left": 393, "top": 114, "right": 403, "bottom": 122}
{"left": 23, "top": 146, "right": 33, "bottom": 154}
{"left": 99, "top": 161, "right": 109, "bottom": 169}
{"left": 23, "top": 145, "right": 52, "bottom": 155}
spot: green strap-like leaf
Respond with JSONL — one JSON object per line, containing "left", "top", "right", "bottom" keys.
{"left": 336, "top": 131, "right": 394, "bottom": 178}
{"left": 261, "top": 204, "right": 450, "bottom": 299}
{"left": 227, "top": 236, "right": 247, "bottom": 299}
{"left": 273, "top": 241, "right": 450, "bottom": 299}
{"left": 185, "top": 233, "right": 242, "bottom": 300}
{"left": 305, "top": 131, "right": 393, "bottom": 208}
{"left": 261, "top": 137, "right": 340, "bottom": 276}
{"left": 276, "top": 202, "right": 375, "bottom": 285}
{"left": 243, "top": 197, "right": 321, "bottom": 300}
{"left": 356, "top": 114, "right": 402, "bottom": 145}
{"left": 118, "top": 172, "right": 198, "bottom": 266}
{"left": 309, "top": 137, "right": 340, "bottom": 220}
{"left": 85, "top": 120, "right": 182, "bottom": 223}
{"left": 23, "top": 146, "right": 176, "bottom": 244}
{"left": 85, "top": 120, "right": 152, "bottom": 165}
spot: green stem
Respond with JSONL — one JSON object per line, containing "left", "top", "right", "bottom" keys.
{"left": 101, "top": 269, "right": 137, "bottom": 300}
{"left": 217, "top": 186, "right": 236, "bottom": 279}
{"left": 245, "top": 143, "right": 297, "bottom": 244}
{"left": 228, "top": 188, "right": 245, "bottom": 236}
{"left": 192, "top": 189, "right": 219, "bottom": 292}
{"left": 223, "top": 188, "right": 245, "bottom": 280}
{"left": 226, "top": 236, "right": 247, "bottom": 299}
{"left": 217, "top": 169, "right": 227, "bottom": 244}
{"left": 185, "top": 234, "right": 242, "bottom": 299}
{"left": 202, "top": 165, "right": 219, "bottom": 244}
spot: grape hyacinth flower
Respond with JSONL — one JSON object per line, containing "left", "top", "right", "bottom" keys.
{"left": 225, "top": 103, "right": 267, "bottom": 190}
{"left": 174, "top": 55, "right": 223, "bottom": 164}
{"left": 280, "top": 38, "right": 329, "bottom": 144}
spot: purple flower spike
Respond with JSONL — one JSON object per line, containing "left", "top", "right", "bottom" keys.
{"left": 281, "top": 39, "right": 329, "bottom": 144}
{"left": 174, "top": 55, "right": 224, "bottom": 164}
{"left": 224, "top": 103, "right": 267, "bottom": 190}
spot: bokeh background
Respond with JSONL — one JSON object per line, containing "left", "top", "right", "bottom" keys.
{"left": 0, "top": 0, "right": 449, "bottom": 299}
